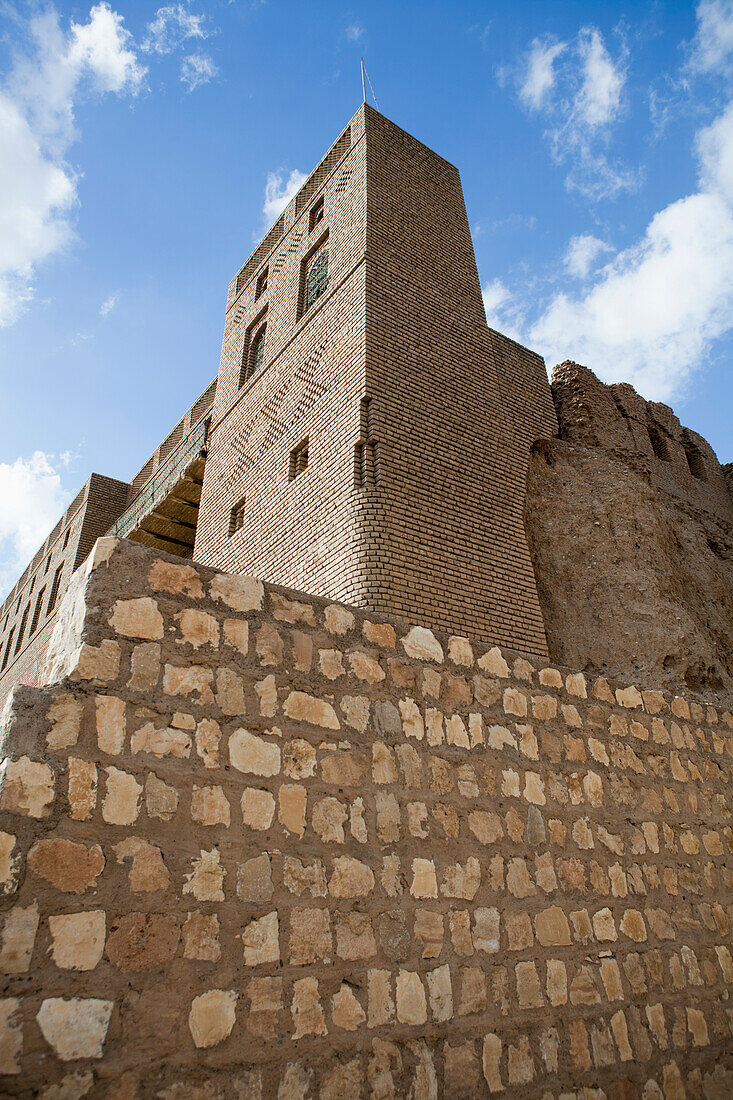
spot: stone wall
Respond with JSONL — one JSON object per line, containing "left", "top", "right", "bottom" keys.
{"left": 0, "top": 538, "right": 732, "bottom": 1098}
{"left": 525, "top": 362, "right": 733, "bottom": 696}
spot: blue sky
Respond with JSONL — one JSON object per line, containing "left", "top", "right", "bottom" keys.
{"left": 1, "top": 0, "right": 732, "bottom": 594}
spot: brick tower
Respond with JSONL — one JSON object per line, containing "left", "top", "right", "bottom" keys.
{"left": 193, "top": 105, "right": 558, "bottom": 655}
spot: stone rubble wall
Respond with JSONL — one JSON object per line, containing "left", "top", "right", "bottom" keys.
{"left": 0, "top": 537, "right": 731, "bottom": 1099}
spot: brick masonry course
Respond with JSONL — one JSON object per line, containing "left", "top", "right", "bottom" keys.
{"left": 0, "top": 537, "right": 731, "bottom": 1097}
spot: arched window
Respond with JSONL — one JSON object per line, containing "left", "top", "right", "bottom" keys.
{"left": 647, "top": 423, "right": 671, "bottom": 462}
{"left": 248, "top": 323, "right": 266, "bottom": 378}
{"left": 304, "top": 247, "right": 329, "bottom": 312}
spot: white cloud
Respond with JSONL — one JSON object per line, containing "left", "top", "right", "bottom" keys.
{"left": 495, "top": 95, "right": 733, "bottom": 402}
{"left": 564, "top": 234, "right": 613, "bottom": 278}
{"left": 142, "top": 5, "right": 207, "bottom": 54}
{"left": 100, "top": 292, "right": 118, "bottom": 315}
{"left": 0, "top": 452, "right": 72, "bottom": 597}
{"left": 689, "top": 0, "right": 733, "bottom": 74}
{"left": 519, "top": 36, "right": 567, "bottom": 111}
{"left": 482, "top": 278, "right": 526, "bottom": 344}
{"left": 262, "top": 169, "right": 308, "bottom": 224}
{"left": 0, "top": 4, "right": 145, "bottom": 327}
{"left": 180, "top": 53, "right": 218, "bottom": 91}
{"left": 512, "top": 25, "right": 632, "bottom": 200}
{"left": 576, "top": 27, "right": 624, "bottom": 127}
{"left": 346, "top": 23, "right": 364, "bottom": 43}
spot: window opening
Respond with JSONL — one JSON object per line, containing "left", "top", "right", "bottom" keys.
{"left": 229, "top": 498, "right": 246, "bottom": 537}
{"left": 47, "top": 564, "right": 64, "bottom": 615}
{"left": 62, "top": 528, "right": 71, "bottom": 550}
{"left": 255, "top": 267, "right": 268, "bottom": 300}
{"left": 303, "top": 246, "right": 329, "bottom": 312}
{"left": 1, "top": 630, "right": 14, "bottom": 672}
{"left": 14, "top": 605, "right": 30, "bottom": 655}
{"left": 289, "top": 439, "right": 309, "bottom": 480}
{"left": 309, "top": 196, "right": 324, "bottom": 233}
{"left": 647, "top": 423, "right": 671, "bottom": 462}
{"left": 29, "top": 586, "right": 46, "bottom": 637}
{"left": 240, "top": 318, "right": 267, "bottom": 388}
{"left": 683, "top": 437, "right": 707, "bottom": 480}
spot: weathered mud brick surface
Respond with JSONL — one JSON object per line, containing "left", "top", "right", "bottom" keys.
{"left": 0, "top": 537, "right": 731, "bottom": 1098}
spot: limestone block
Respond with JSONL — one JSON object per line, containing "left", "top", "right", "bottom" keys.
{"left": 447, "top": 635, "right": 473, "bottom": 666}
{"left": 442, "top": 857, "right": 481, "bottom": 900}
{"left": 469, "top": 811, "right": 503, "bottom": 845}
{"left": 335, "top": 912, "right": 376, "bottom": 960}
{"left": 102, "top": 767, "right": 142, "bottom": 825}
{"left": 446, "top": 715, "right": 470, "bottom": 748}
{"left": 507, "top": 1036, "right": 534, "bottom": 1085}
{"left": 241, "top": 788, "right": 275, "bottom": 830}
{"left": 532, "top": 694, "right": 557, "bottom": 721}
{"left": 523, "top": 772, "right": 546, "bottom": 805}
{"left": 414, "top": 910, "right": 443, "bottom": 958}
{"left": 329, "top": 856, "right": 374, "bottom": 897}
{"left": 188, "top": 990, "right": 236, "bottom": 1048}
{"left": 279, "top": 784, "right": 306, "bottom": 836}
{"left": 229, "top": 729, "right": 281, "bottom": 776}
{"left": 115, "top": 837, "right": 169, "bottom": 893}
{"left": 0, "top": 999, "right": 22, "bottom": 1074}
{"left": 281, "top": 690, "right": 339, "bottom": 729}
{"left": 131, "top": 722, "right": 191, "bottom": 759}
{"left": 0, "top": 833, "right": 20, "bottom": 895}
{"left": 237, "top": 854, "right": 273, "bottom": 905}
{"left": 28, "top": 838, "right": 104, "bottom": 893}
{"left": 426, "top": 964, "right": 453, "bottom": 1021}
{"left": 319, "top": 649, "right": 345, "bottom": 680}
{"left": 569, "top": 966, "right": 601, "bottom": 1005}
{"left": 546, "top": 959, "right": 567, "bottom": 1006}
{"left": 216, "top": 667, "right": 245, "bottom": 715}
{"left": 408, "top": 857, "right": 437, "bottom": 899}
{"left": 715, "top": 945, "right": 733, "bottom": 982}
{"left": 110, "top": 597, "right": 163, "bottom": 640}
{"left": 193, "top": 718, "right": 221, "bottom": 769}
{"left": 539, "top": 666, "right": 563, "bottom": 688}
{"left": 46, "top": 695, "right": 83, "bottom": 750}
{"left": 506, "top": 858, "right": 536, "bottom": 898}
{"left": 0, "top": 756, "right": 54, "bottom": 818}
{"left": 401, "top": 626, "right": 443, "bottom": 662}
{"left": 616, "top": 685, "right": 643, "bottom": 709}
{"left": 145, "top": 772, "right": 178, "bottom": 821}
{"left": 482, "top": 1034, "right": 503, "bottom": 1093}
{"left": 330, "top": 985, "right": 365, "bottom": 1031}
{"left": 289, "top": 908, "right": 331, "bottom": 966}
{"left": 291, "top": 977, "right": 326, "bottom": 1039}
{"left": 183, "top": 848, "right": 225, "bottom": 901}
{"left": 183, "top": 911, "right": 220, "bottom": 962}
{"left": 367, "top": 970, "right": 394, "bottom": 1027}
{"left": 36, "top": 998, "right": 113, "bottom": 1060}
{"left": 162, "top": 664, "right": 215, "bottom": 705}
{"left": 592, "top": 907, "right": 618, "bottom": 942}
{"left": 68, "top": 758, "right": 97, "bottom": 821}
{"left": 128, "top": 642, "right": 161, "bottom": 692}
{"left": 210, "top": 573, "right": 263, "bottom": 612}
{"left": 49, "top": 910, "right": 105, "bottom": 971}
{"left": 94, "top": 696, "right": 125, "bottom": 756}
{"left": 620, "top": 909, "right": 647, "bottom": 942}
{"left": 360, "top": 620, "right": 394, "bottom": 642}
{"left": 501, "top": 769, "right": 520, "bottom": 797}
{"left": 348, "top": 650, "right": 385, "bottom": 683}
{"left": 324, "top": 604, "right": 355, "bottom": 635}
{"left": 600, "top": 958, "right": 624, "bottom": 1001}
{"left": 221, "top": 618, "right": 248, "bottom": 657}
{"left": 566, "top": 672, "right": 587, "bottom": 698}
{"left": 68, "top": 640, "right": 120, "bottom": 683}
{"left": 478, "top": 646, "right": 509, "bottom": 677}
{"left": 0, "top": 903, "right": 39, "bottom": 974}
{"left": 503, "top": 687, "right": 527, "bottom": 717}
{"left": 473, "top": 907, "right": 500, "bottom": 953}
{"left": 148, "top": 559, "right": 204, "bottom": 597}
{"left": 191, "top": 785, "right": 230, "bottom": 827}
{"left": 396, "top": 970, "right": 427, "bottom": 1024}
{"left": 534, "top": 906, "right": 571, "bottom": 947}
{"left": 506, "top": 912, "right": 533, "bottom": 950}
{"left": 372, "top": 743, "right": 398, "bottom": 785}
{"left": 270, "top": 593, "right": 315, "bottom": 624}
{"left": 242, "top": 911, "right": 279, "bottom": 966}
{"left": 283, "top": 857, "right": 326, "bottom": 897}
{"left": 312, "top": 796, "right": 347, "bottom": 843}
{"left": 515, "top": 961, "right": 543, "bottom": 1008}
{"left": 178, "top": 609, "right": 219, "bottom": 650}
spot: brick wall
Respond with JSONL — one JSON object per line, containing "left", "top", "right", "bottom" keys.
{"left": 193, "top": 105, "right": 558, "bottom": 659}
{"left": 0, "top": 537, "right": 731, "bottom": 1097}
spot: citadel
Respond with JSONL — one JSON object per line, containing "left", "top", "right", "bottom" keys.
{"left": 0, "top": 107, "right": 731, "bottom": 1097}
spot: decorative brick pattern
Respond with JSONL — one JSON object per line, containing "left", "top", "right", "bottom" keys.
{"left": 0, "top": 537, "right": 731, "bottom": 1096}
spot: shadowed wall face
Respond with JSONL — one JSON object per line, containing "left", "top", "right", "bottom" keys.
{"left": 525, "top": 362, "right": 733, "bottom": 695}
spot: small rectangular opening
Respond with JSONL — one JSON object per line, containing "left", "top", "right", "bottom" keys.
{"left": 289, "top": 438, "right": 309, "bottom": 481}
{"left": 255, "top": 266, "right": 269, "bottom": 300}
{"left": 309, "top": 196, "right": 324, "bottom": 233}
{"left": 229, "top": 498, "right": 246, "bottom": 537}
